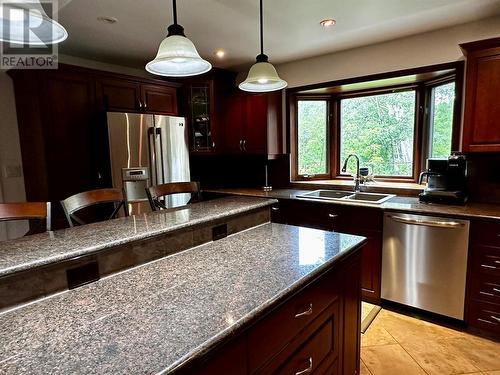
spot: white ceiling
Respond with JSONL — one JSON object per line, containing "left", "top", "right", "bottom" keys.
{"left": 56, "top": 0, "right": 500, "bottom": 71}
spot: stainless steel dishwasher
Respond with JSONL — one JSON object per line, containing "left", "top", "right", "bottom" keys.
{"left": 381, "top": 212, "right": 469, "bottom": 320}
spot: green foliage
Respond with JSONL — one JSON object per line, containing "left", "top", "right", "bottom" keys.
{"left": 297, "top": 101, "right": 327, "bottom": 175}
{"left": 340, "top": 91, "right": 415, "bottom": 176}
{"left": 430, "top": 82, "right": 455, "bottom": 158}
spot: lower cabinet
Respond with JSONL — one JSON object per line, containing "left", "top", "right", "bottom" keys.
{"left": 271, "top": 199, "right": 383, "bottom": 303}
{"left": 467, "top": 220, "right": 500, "bottom": 336}
{"left": 183, "top": 251, "right": 362, "bottom": 375}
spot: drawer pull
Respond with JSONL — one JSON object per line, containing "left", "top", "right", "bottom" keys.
{"left": 491, "top": 315, "right": 500, "bottom": 323}
{"left": 271, "top": 207, "right": 280, "bottom": 211}
{"left": 295, "top": 303, "right": 313, "bottom": 318}
{"left": 478, "top": 318, "right": 498, "bottom": 325}
{"left": 295, "top": 357, "right": 313, "bottom": 375}
{"left": 328, "top": 213, "right": 338, "bottom": 218}
{"left": 481, "top": 264, "right": 498, "bottom": 270}
{"left": 493, "top": 288, "right": 500, "bottom": 294}
{"left": 480, "top": 291, "right": 494, "bottom": 297}
{"left": 496, "top": 260, "right": 500, "bottom": 264}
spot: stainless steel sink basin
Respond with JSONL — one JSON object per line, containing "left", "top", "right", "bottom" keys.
{"left": 297, "top": 190, "right": 395, "bottom": 204}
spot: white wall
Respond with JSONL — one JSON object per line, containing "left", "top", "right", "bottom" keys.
{"left": 0, "top": 70, "right": 27, "bottom": 240}
{"left": 276, "top": 16, "right": 500, "bottom": 88}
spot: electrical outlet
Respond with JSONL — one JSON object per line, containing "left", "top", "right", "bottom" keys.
{"left": 2, "top": 165, "right": 22, "bottom": 178}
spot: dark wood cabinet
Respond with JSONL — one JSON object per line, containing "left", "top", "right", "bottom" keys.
{"left": 96, "top": 76, "right": 178, "bottom": 114}
{"left": 460, "top": 37, "right": 500, "bottom": 152}
{"left": 180, "top": 249, "right": 361, "bottom": 375}
{"left": 96, "top": 78, "right": 141, "bottom": 112}
{"left": 222, "top": 91, "right": 283, "bottom": 156}
{"left": 466, "top": 220, "right": 500, "bottom": 337}
{"left": 179, "top": 70, "right": 237, "bottom": 154}
{"left": 9, "top": 64, "right": 179, "bottom": 228}
{"left": 271, "top": 199, "right": 383, "bottom": 303}
{"left": 140, "top": 84, "right": 177, "bottom": 114}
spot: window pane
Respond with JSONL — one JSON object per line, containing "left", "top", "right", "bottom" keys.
{"left": 340, "top": 91, "right": 416, "bottom": 177}
{"left": 297, "top": 100, "right": 328, "bottom": 175}
{"left": 429, "top": 82, "right": 455, "bottom": 158}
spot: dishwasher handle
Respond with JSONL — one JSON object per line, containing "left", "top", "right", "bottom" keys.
{"left": 387, "top": 215, "right": 465, "bottom": 229}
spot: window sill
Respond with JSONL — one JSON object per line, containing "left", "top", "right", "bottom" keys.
{"left": 290, "top": 179, "right": 424, "bottom": 197}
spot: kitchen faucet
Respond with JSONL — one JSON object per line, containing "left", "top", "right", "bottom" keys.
{"left": 342, "top": 154, "right": 361, "bottom": 192}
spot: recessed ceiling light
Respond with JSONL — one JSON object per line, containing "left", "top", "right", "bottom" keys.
{"left": 97, "top": 16, "right": 118, "bottom": 24}
{"left": 320, "top": 19, "right": 336, "bottom": 27}
{"left": 215, "top": 49, "right": 226, "bottom": 58}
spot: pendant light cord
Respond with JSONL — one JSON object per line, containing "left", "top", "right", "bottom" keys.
{"left": 259, "top": 0, "right": 264, "bottom": 55}
{"left": 172, "top": 0, "right": 178, "bottom": 25}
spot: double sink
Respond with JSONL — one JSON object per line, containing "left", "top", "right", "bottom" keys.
{"left": 297, "top": 189, "right": 395, "bottom": 204}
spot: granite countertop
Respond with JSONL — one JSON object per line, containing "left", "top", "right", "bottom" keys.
{"left": 204, "top": 188, "right": 500, "bottom": 221}
{"left": 0, "top": 196, "right": 275, "bottom": 278}
{"left": 0, "top": 223, "right": 365, "bottom": 374}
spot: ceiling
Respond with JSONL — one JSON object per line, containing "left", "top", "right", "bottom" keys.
{"left": 55, "top": 0, "right": 500, "bottom": 71}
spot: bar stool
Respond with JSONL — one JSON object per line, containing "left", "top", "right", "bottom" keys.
{"left": 60, "top": 188, "right": 128, "bottom": 227}
{"left": 146, "top": 182, "right": 201, "bottom": 211}
{"left": 0, "top": 202, "right": 51, "bottom": 234}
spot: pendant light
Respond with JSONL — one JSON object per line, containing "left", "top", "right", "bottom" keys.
{"left": 0, "top": 0, "right": 68, "bottom": 45}
{"left": 239, "top": 0, "right": 287, "bottom": 92}
{"left": 146, "top": 0, "right": 212, "bottom": 77}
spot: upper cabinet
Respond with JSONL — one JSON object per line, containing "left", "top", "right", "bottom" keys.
{"left": 461, "top": 37, "right": 500, "bottom": 152}
{"left": 222, "top": 91, "right": 283, "bottom": 156}
{"left": 96, "top": 76, "right": 179, "bottom": 115}
{"left": 180, "top": 70, "right": 236, "bottom": 154}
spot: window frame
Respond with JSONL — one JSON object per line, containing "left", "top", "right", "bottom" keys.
{"left": 292, "top": 95, "right": 332, "bottom": 181}
{"left": 289, "top": 62, "right": 463, "bottom": 184}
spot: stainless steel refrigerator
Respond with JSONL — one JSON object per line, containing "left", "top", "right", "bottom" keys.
{"left": 106, "top": 112, "right": 191, "bottom": 215}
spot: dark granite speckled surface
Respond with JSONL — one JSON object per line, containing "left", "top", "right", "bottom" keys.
{"left": 0, "top": 223, "right": 365, "bottom": 374}
{"left": 205, "top": 188, "right": 500, "bottom": 221}
{"left": 0, "top": 196, "right": 275, "bottom": 278}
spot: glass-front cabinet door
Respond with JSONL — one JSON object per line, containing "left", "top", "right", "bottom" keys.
{"left": 189, "top": 83, "right": 214, "bottom": 152}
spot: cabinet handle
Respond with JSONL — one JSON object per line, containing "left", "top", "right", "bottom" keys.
{"left": 239, "top": 139, "right": 243, "bottom": 151}
{"left": 242, "top": 139, "right": 247, "bottom": 151}
{"left": 328, "top": 213, "right": 338, "bottom": 218}
{"left": 491, "top": 315, "right": 500, "bottom": 323}
{"left": 295, "top": 357, "right": 313, "bottom": 375}
{"left": 294, "top": 303, "right": 313, "bottom": 318}
{"left": 495, "top": 260, "right": 500, "bottom": 264}
{"left": 271, "top": 206, "right": 279, "bottom": 211}
{"left": 212, "top": 141, "right": 216, "bottom": 148}
{"left": 481, "top": 264, "right": 498, "bottom": 270}
{"left": 493, "top": 288, "right": 500, "bottom": 293}
{"left": 480, "top": 291, "right": 494, "bottom": 297}
{"left": 478, "top": 318, "right": 498, "bottom": 325}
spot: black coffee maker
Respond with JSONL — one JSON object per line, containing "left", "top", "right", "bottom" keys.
{"left": 418, "top": 153, "right": 468, "bottom": 205}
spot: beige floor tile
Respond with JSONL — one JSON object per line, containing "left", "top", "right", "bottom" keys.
{"left": 360, "top": 359, "right": 372, "bottom": 375}
{"left": 376, "top": 309, "right": 464, "bottom": 344}
{"left": 399, "top": 338, "right": 481, "bottom": 375}
{"left": 447, "top": 335, "right": 500, "bottom": 372}
{"left": 484, "top": 371, "right": 500, "bottom": 375}
{"left": 361, "top": 318, "right": 397, "bottom": 347}
{"left": 361, "top": 344, "right": 426, "bottom": 375}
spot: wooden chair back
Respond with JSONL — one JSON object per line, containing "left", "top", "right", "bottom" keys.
{"left": 0, "top": 202, "right": 51, "bottom": 232}
{"left": 60, "top": 188, "right": 128, "bottom": 227}
{"left": 146, "top": 182, "right": 201, "bottom": 211}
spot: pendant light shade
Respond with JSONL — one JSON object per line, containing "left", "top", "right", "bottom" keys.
{"left": 146, "top": 0, "right": 211, "bottom": 77}
{"left": 0, "top": 0, "right": 68, "bottom": 45}
{"left": 239, "top": 0, "right": 287, "bottom": 92}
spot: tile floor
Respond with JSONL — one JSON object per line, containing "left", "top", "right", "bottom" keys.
{"left": 360, "top": 303, "right": 500, "bottom": 375}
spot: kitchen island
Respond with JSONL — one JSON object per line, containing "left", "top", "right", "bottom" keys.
{"left": 0, "top": 222, "right": 365, "bottom": 374}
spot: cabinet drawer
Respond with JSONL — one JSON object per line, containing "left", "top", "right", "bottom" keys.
{"left": 471, "top": 221, "right": 500, "bottom": 247}
{"left": 470, "top": 274, "right": 500, "bottom": 305}
{"left": 274, "top": 318, "right": 336, "bottom": 375}
{"left": 473, "top": 245, "right": 500, "bottom": 277}
{"left": 248, "top": 271, "right": 338, "bottom": 372}
{"left": 468, "top": 300, "right": 500, "bottom": 334}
